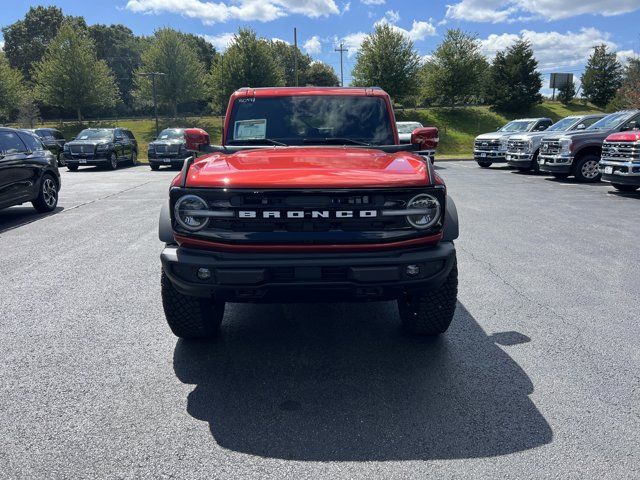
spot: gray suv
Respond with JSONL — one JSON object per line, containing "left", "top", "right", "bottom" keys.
{"left": 506, "top": 114, "right": 605, "bottom": 172}
{"left": 474, "top": 118, "right": 553, "bottom": 168}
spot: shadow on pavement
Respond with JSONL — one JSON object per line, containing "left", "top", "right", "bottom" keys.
{"left": 173, "top": 301, "right": 552, "bottom": 460}
{"left": 0, "top": 206, "right": 64, "bottom": 234}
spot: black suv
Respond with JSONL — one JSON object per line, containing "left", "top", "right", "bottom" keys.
{"left": 0, "top": 128, "right": 61, "bottom": 213}
{"left": 148, "top": 128, "right": 191, "bottom": 170}
{"left": 63, "top": 128, "right": 138, "bottom": 171}
{"left": 23, "top": 128, "right": 66, "bottom": 166}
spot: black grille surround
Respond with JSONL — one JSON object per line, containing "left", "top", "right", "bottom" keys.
{"left": 170, "top": 187, "right": 446, "bottom": 245}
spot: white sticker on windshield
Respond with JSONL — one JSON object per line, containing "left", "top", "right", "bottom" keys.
{"left": 160, "top": 135, "right": 168, "bottom": 139}
{"left": 80, "top": 135, "right": 88, "bottom": 139}
{"left": 234, "top": 119, "right": 267, "bottom": 140}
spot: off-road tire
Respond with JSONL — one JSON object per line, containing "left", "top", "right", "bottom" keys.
{"left": 67, "top": 165, "right": 78, "bottom": 172}
{"left": 32, "top": 174, "right": 58, "bottom": 213}
{"left": 552, "top": 173, "right": 569, "bottom": 180}
{"left": 161, "top": 270, "right": 224, "bottom": 339}
{"left": 398, "top": 258, "right": 458, "bottom": 336}
{"left": 477, "top": 161, "right": 492, "bottom": 168}
{"left": 573, "top": 154, "right": 601, "bottom": 183}
{"left": 150, "top": 164, "right": 160, "bottom": 171}
{"left": 612, "top": 183, "right": 639, "bottom": 192}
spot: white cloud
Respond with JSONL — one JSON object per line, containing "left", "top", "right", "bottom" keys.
{"left": 446, "top": 0, "right": 640, "bottom": 23}
{"left": 126, "top": 0, "right": 339, "bottom": 25}
{"left": 271, "top": 37, "right": 290, "bottom": 44}
{"left": 0, "top": 40, "right": 4, "bottom": 51}
{"left": 304, "top": 35, "right": 322, "bottom": 55}
{"left": 361, "top": 0, "right": 385, "bottom": 4}
{"left": 342, "top": 1, "right": 351, "bottom": 13}
{"left": 340, "top": 32, "right": 368, "bottom": 57}
{"left": 480, "top": 28, "right": 621, "bottom": 72}
{"left": 374, "top": 12, "right": 436, "bottom": 41}
{"left": 200, "top": 33, "right": 235, "bottom": 52}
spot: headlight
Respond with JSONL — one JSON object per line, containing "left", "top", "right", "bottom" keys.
{"left": 526, "top": 138, "right": 534, "bottom": 152}
{"left": 559, "top": 137, "right": 573, "bottom": 155}
{"left": 148, "top": 144, "right": 155, "bottom": 151}
{"left": 405, "top": 194, "right": 441, "bottom": 229}
{"left": 63, "top": 144, "right": 69, "bottom": 151}
{"left": 96, "top": 143, "right": 112, "bottom": 151}
{"left": 499, "top": 138, "right": 508, "bottom": 151}
{"left": 174, "top": 195, "right": 210, "bottom": 231}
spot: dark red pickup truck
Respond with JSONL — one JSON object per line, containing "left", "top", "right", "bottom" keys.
{"left": 159, "top": 87, "right": 458, "bottom": 338}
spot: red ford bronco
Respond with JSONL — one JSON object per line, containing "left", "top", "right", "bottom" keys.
{"left": 159, "top": 87, "right": 459, "bottom": 339}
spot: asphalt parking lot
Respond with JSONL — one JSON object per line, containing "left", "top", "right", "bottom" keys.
{"left": 1, "top": 162, "right": 638, "bottom": 479}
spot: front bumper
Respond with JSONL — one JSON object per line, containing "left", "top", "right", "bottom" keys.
{"left": 538, "top": 154, "right": 573, "bottom": 173}
{"left": 149, "top": 155, "right": 189, "bottom": 166}
{"left": 474, "top": 150, "right": 506, "bottom": 162}
{"left": 506, "top": 152, "right": 534, "bottom": 167}
{"left": 599, "top": 159, "right": 640, "bottom": 185}
{"left": 64, "top": 154, "right": 110, "bottom": 166}
{"left": 161, "top": 242, "right": 456, "bottom": 302}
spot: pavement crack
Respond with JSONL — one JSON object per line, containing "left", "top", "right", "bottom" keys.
{"left": 63, "top": 181, "right": 153, "bottom": 213}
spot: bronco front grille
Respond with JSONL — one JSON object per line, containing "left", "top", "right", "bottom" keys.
{"left": 170, "top": 187, "right": 445, "bottom": 245}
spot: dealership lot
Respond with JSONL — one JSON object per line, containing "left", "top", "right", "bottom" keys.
{"left": 1, "top": 163, "right": 638, "bottom": 479}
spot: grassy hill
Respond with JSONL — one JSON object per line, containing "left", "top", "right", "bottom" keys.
{"left": 26, "top": 100, "right": 603, "bottom": 161}
{"left": 395, "top": 101, "right": 604, "bottom": 157}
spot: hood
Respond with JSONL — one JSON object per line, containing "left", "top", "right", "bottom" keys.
{"left": 543, "top": 130, "right": 611, "bottom": 142}
{"left": 475, "top": 132, "right": 513, "bottom": 141}
{"left": 510, "top": 131, "right": 551, "bottom": 141}
{"left": 605, "top": 131, "right": 640, "bottom": 142}
{"left": 150, "top": 139, "right": 184, "bottom": 146}
{"left": 66, "top": 139, "right": 110, "bottom": 146}
{"left": 180, "top": 147, "right": 431, "bottom": 189}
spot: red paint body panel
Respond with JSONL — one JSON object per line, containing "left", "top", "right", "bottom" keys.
{"left": 175, "top": 232, "right": 443, "bottom": 253}
{"left": 180, "top": 147, "right": 431, "bottom": 189}
{"left": 183, "top": 128, "right": 210, "bottom": 151}
{"left": 605, "top": 132, "right": 640, "bottom": 142}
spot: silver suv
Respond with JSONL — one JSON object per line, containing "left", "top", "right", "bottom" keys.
{"left": 506, "top": 114, "right": 605, "bottom": 172}
{"left": 474, "top": 118, "right": 553, "bottom": 168}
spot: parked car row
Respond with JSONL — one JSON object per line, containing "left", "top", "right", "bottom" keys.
{"left": 474, "top": 110, "right": 640, "bottom": 191}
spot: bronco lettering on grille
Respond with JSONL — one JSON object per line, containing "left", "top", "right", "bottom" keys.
{"left": 238, "top": 210, "right": 378, "bottom": 219}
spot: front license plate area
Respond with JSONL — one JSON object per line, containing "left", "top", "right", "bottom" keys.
{"left": 163, "top": 159, "right": 171, "bottom": 163}
{"left": 604, "top": 166, "right": 613, "bottom": 174}
{"left": 79, "top": 159, "right": 87, "bottom": 164}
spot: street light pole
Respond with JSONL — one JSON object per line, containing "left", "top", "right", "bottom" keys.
{"left": 137, "top": 71, "right": 166, "bottom": 137}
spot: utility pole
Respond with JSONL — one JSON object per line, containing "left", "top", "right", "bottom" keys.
{"left": 335, "top": 43, "right": 347, "bottom": 87}
{"left": 136, "top": 71, "right": 166, "bottom": 137}
{"left": 294, "top": 28, "right": 299, "bottom": 87}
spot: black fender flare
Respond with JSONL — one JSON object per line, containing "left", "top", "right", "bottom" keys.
{"left": 443, "top": 195, "right": 459, "bottom": 241}
{"left": 159, "top": 200, "right": 175, "bottom": 244}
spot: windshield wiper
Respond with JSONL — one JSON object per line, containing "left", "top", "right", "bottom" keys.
{"left": 227, "top": 138, "right": 287, "bottom": 146}
{"left": 303, "top": 137, "right": 371, "bottom": 146}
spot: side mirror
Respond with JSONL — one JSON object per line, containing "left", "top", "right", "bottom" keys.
{"left": 536, "top": 125, "right": 548, "bottom": 131}
{"left": 411, "top": 127, "right": 439, "bottom": 151}
{"left": 621, "top": 121, "right": 638, "bottom": 132}
{"left": 576, "top": 124, "right": 586, "bottom": 130}
{"left": 184, "top": 129, "right": 211, "bottom": 152}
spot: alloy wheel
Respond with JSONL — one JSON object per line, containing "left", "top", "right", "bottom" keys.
{"left": 42, "top": 178, "right": 57, "bottom": 208}
{"left": 581, "top": 160, "right": 599, "bottom": 179}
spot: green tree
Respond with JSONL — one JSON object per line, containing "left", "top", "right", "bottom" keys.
{"left": 180, "top": 33, "right": 218, "bottom": 71}
{"left": 606, "top": 56, "right": 639, "bottom": 111}
{"left": 486, "top": 39, "right": 543, "bottom": 112}
{"left": 88, "top": 24, "right": 142, "bottom": 110}
{"left": 208, "top": 29, "right": 284, "bottom": 113}
{"left": 33, "top": 23, "right": 119, "bottom": 121}
{"left": 1, "top": 6, "right": 87, "bottom": 78}
{"left": 0, "top": 52, "right": 27, "bottom": 123}
{"left": 134, "top": 28, "right": 206, "bottom": 118}
{"left": 351, "top": 24, "right": 421, "bottom": 103}
{"left": 581, "top": 45, "right": 623, "bottom": 108}
{"left": 268, "top": 40, "right": 311, "bottom": 86}
{"left": 305, "top": 62, "right": 339, "bottom": 86}
{"left": 557, "top": 80, "right": 576, "bottom": 105}
{"left": 420, "top": 29, "right": 489, "bottom": 106}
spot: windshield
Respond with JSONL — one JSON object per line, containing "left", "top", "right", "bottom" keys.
{"left": 588, "top": 112, "right": 634, "bottom": 130}
{"left": 76, "top": 129, "right": 113, "bottom": 140}
{"left": 546, "top": 117, "right": 579, "bottom": 132}
{"left": 499, "top": 121, "right": 535, "bottom": 133}
{"left": 158, "top": 129, "right": 184, "bottom": 140}
{"left": 225, "top": 95, "right": 395, "bottom": 146}
{"left": 397, "top": 122, "right": 422, "bottom": 134}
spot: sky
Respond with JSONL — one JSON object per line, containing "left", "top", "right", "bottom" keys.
{"left": 2, "top": 0, "right": 640, "bottom": 91}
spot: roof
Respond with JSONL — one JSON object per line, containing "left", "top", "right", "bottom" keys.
{"left": 231, "top": 86, "right": 390, "bottom": 98}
